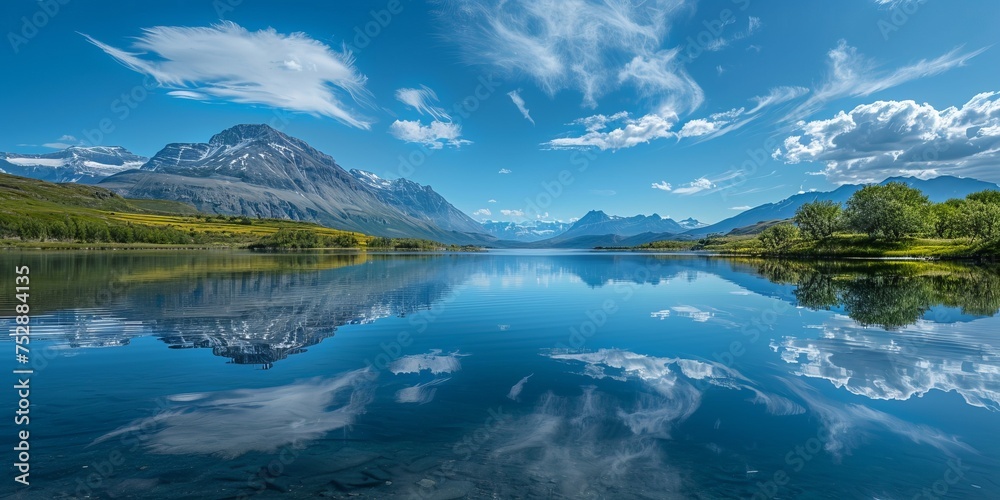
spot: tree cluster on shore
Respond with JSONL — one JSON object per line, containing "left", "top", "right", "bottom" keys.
{"left": 757, "top": 183, "right": 1000, "bottom": 253}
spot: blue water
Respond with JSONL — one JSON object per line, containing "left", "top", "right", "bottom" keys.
{"left": 1, "top": 250, "right": 998, "bottom": 499}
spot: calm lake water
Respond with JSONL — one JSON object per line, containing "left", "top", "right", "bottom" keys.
{"left": 1, "top": 250, "right": 998, "bottom": 499}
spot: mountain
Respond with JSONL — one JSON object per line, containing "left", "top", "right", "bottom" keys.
{"left": 480, "top": 219, "right": 574, "bottom": 242}
{"left": 686, "top": 176, "right": 1000, "bottom": 237}
{"left": 0, "top": 146, "right": 147, "bottom": 184}
{"left": 525, "top": 231, "right": 678, "bottom": 248}
{"left": 98, "top": 124, "right": 495, "bottom": 245}
{"left": 678, "top": 217, "right": 707, "bottom": 229}
{"left": 531, "top": 210, "right": 685, "bottom": 246}
{"left": 349, "top": 169, "right": 485, "bottom": 234}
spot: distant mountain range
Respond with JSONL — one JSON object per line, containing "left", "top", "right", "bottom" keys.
{"left": 93, "top": 124, "right": 495, "bottom": 245}
{"left": 4, "top": 126, "right": 997, "bottom": 248}
{"left": 480, "top": 212, "right": 706, "bottom": 244}
{"left": 0, "top": 146, "right": 146, "bottom": 183}
{"left": 480, "top": 220, "right": 575, "bottom": 242}
{"left": 684, "top": 175, "right": 1000, "bottom": 237}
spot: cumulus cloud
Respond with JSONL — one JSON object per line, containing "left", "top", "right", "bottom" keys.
{"left": 389, "top": 85, "right": 470, "bottom": 148}
{"left": 388, "top": 119, "right": 471, "bottom": 149}
{"left": 785, "top": 40, "right": 985, "bottom": 121}
{"left": 488, "top": 199, "right": 497, "bottom": 203}
{"left": 507, "top": 90, "right": 534, "bottom": 125}
{"left": 82, "top": 22, "right": 372, "bottom": 128}
{"left": 501, "top": 209, "right": 525, "bottom": 217}
{"left": 774, "top": 91, "right": 1000, "bottom": 183}
{"left": 472, "top": 208, "right": 492, "bottom": 217}
{"left": 395, "top": 85, "right": 452, "bottom": 121}
{"left": 498, "top": 168, "right": 512, "bottom": 174}
{"left": 545, "top": 111, "right": 678, "bottom": 150}
{"left": 651, "top": 181, "right": 672, "bottom": 191}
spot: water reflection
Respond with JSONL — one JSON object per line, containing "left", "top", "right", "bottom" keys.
{"left": 93, "top": 369, "right": 374, "bottom": 458}
{"left": 2, "top": 251, "right": 998, "bottom": 498}
{"left": 747, "top": 259, "right": 1000, "bottom": 329}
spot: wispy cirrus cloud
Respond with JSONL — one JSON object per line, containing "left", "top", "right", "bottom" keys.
{"left": 547, "top": 84, "right": 804, "bottom": 150}
{"left": 774, "top": 91, "right": 1000, "bottom": 183}
{"left": 441, "top": 0, "right": 696, "bottom": 109}
{"left": 784, "top": 40, "right": 986, "bottom": 121}
{"left": 396, "top": 85, "right": 452, "bottom": 121}
{"left": 498, "top": 168, "right": 512, "bottom": 174}
{"left": 42, "top": 134, "right": 80, "bottom": 149}
{"left": 472, "top": 208, "right": 492, "bottom": 217}
{"left": 507, "top": 90, "right": 535, "bottom": 125}
{"left": 82, "top": 22, "right": 373, "bottom": 129}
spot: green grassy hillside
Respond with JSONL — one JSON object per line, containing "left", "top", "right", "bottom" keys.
{"left": 0, "top": 173, "right": 463, "bottom": 250}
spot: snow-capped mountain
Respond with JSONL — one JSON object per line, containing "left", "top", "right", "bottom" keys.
{"left": 0, "top": 146, "right": 146, "bottom": 184}
{"left": 480, "top": 220, "right": 574, "bottom": 242}
{"left": 98, "top": 124, "right": 496, "bottom": 245}
{"left": 678, "top": 217, "right": 707, "bottom": 229}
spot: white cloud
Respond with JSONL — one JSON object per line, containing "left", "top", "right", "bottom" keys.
{"left": 167, "top": 90, "right": 210, "bottom": 100}
{"left": 488, "top": 199, "right": 497, "bottom": 203}
{"left": 83, "top": 22, "right": 372, "bottom": 128}
{"left": 774, "top": 91, "right": 1000, "bottom": 183}
{"left": 395, "top": 85, "right": 451, "bottom": 121}
{"left": 551, "top": 83, "right": 807, "bottom": 150}
{"left": 730, "top": 206, "right": 752, "bottom": 210}
{"left": 507, "top": 90, "right": 534, "bottom": 125}
{"left": 672, "top": 177, "right": 715, "bottom": 195}
{"left": 501, "top": 209, "right": 525, "bottom": 217}
{"left": 786, "top": 40, "right": 985, "bottom": 121}
{"left": 618, "top": 49, "right": 704, "bottom": 113}
{"left": 651, "top": 181, "right": 672, "bottom": 191}
{"left": 442, "top": 0, "right": 699, "bottom": 110}
{"left": 388, "top": 120, "right": 470, "bottom": 149}
{"left": 472, "top": 208, "right": 492, "bottom": 217}
{"left": 545, "top": 111, "right": 678, "bottom": 150}
{"left": 42, "top": 134, "right": 81, "bottom": 149}
{"left": 749, "top": 86, "right": 809, "bottom": 114}
{"left": 498, "top": 168, "right": 512, "bottom": 174}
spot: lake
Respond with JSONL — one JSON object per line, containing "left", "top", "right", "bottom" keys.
{"left": 1, "top": 250, "right": 998, "bottom": 499}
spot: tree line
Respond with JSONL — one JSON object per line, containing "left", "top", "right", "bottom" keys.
{"left": 0, "top": 213, "right": 198, "bottom": 245}
{"left": 758, "top": 183, "right": 1000, "bottom": 252}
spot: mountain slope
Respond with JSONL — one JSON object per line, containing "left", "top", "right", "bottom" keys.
{"left": 98, "top": 124, "right": 495, "bottom": 245}
{"left": 0, "top": 146, "right": 147, "bottom": 184}
{"left": 349, "top": 169, "right": 485, "bottom": 234}
{"left": 686, "top": 176, "right": 1000, "bottom": 237}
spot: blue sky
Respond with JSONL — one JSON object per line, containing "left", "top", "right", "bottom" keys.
{"left": 3, "top": 0, "right": 1000, "bottom": 224}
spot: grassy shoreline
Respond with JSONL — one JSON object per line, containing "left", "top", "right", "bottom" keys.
{"left": 601, "top": 234, "right": 1000, "bottom": 261}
